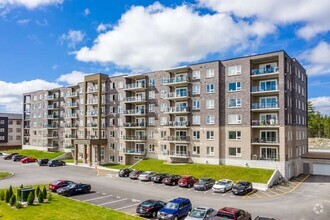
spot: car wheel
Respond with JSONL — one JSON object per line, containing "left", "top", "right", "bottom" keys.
{"left": 172, "top": 182, "right": 175, "bottom": 186}
{"left": 188, "top": 183, "right": 191, "bottom": 188}
{"left": 151, "top": 211, "right": 157, "bottom": 218}
{"left": 174, "top": 216, "right": 178, "bottom": 220}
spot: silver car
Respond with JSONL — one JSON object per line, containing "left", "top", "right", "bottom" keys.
{"left": 212, "top": 179, "right": 233, "bottom": 193}
{"left": 138, "top": 171, "right": 157, "bottom": 181}
{"left": 185, "top": 207, "right": 217, "bottom": 220}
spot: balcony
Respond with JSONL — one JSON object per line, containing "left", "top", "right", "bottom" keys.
{"left": 66, "top": 113, "right": 78, "bottom": 118}
{"left": 24, "top": 116, "right": 30, "bottom": 120}
{"left": 124, "top": 109, "right": 146, "bottom": 116}
{"left": 47, "top": 115, "right": 59, "bottom": 119}
{"left": 87, "top": 87, "right": 98, "bottom": 93}
{"left": 251, "top": 137, "right": 279, "bottom": 145}
{"left": 43, "top": 134, "right": 59, "bottom": 138}
{"left": 163, "top": 92, "right": 189, "bottom": 100}
{"left": 251, "top": 66, "right": 279, "bottom": 79}
{"left": 123, "top": 96, "right": 146, "bottom": 103}
{"left": 163, "top": 107, "right": 190, "bottom": 114}
{"left": 46, "top": 95, "right": 59, "bottom": 100}
{"left": 47, "top": 105, "right": 59, "bottom": 110}
{"left": 251, "top": 120, "right": 279, "bottom": 127}
{"left": 124, "top": 83, "right": 146, "bottom": 91}
{"left": 251, "top": 102, "right": 279, "bottom": 111}
{"left": 86, "top": 123, "right": 98, "bottom": 128}
{"left": 124, "top": 148, "right": 146, "bottom": 155}
{"left": 251, "top": 154, "right": 280, "bottom": 161}
{"left": 43, "top": 143, "right": 59, "bottom": 148}
{"left": 86, "top": 135, "right": 107, "bottom": 140}
{"left": 164, "top": 136, "right": 190, "bottom": 142}
{"left": 66, "top": 102, "right": 79, "bottom": 108}
{"left": 251, "top": 86, "right": 279, "bottom": 96}
{"left": 24, "top": 125, "right": 30, "bottom": 129}
{"left": 86, "top": 111, "right": 98, "bottom": 116}
{"left": 162, "top": 76, "right": 190, "bottom": 86}
{"left": 123, "top": 122, "right": 146, "bottom": 128}
{"left": 65, "top": 134, "right": 77, "bottom": 139}
{"left": 169, "top": 150, "right": 190, "bottom": 158}
{"left": 66, "top": 92, "right": 79, "bottom": 97}
{"left": 123, "top": 136, "right": 147, "bottom": 141}
{"left": 65, "top": 124, "right": 78, "bottom": 128}
{"left": 162, "top": 121, "right": 189, "bottom": 128}
{"left": 44, "top": 124, "right": 58, "bottom": 129}
{"left": 86, "top": 100, "right": 98, "bottom": 105}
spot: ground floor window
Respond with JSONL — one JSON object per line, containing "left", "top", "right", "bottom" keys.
{"left": 117, "top": 156, "right": 123, "bottom": 164}
{"left": 109, "top": 155, "right": 114, "bottom": 163}
{"left": 149, "top": 144, "right": 155, "bottom": 152}
{"left": 193, "top": 146, "right": 200, "bottom": 155}
{"left": 260, "top": 147, "right": 278, "bottom": 160}
{"left": 229, "top": 147, "right": 241, "bottom": 157}
{"left": 207, "top": 146, "right": 214, "bottom": 156}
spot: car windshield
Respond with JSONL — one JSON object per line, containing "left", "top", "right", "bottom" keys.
{"left": 189, "top": 209, "right": 206, "bottom": 218}
{"left": 165, "top": 202, "right": 179, "bottom": 210}
{"left": 235, "top": 183, "right": 247, "bottom": 189}
{"left": 141, "top": 200, "right": 156, "bottom": 207}
{"left": 51, "top": 180, "right": 62, "bottom": 185}
{"left": 199, "top": 178, "right": 208, "bottom": 183}
{"left": 67, "top": 184, "right": 76, "bottom": 189}
{"left": 217, "top": 212, "right": 235, "bottom": 219}
{"left": 216, "top": 181, "right": 227, "bottom": 185}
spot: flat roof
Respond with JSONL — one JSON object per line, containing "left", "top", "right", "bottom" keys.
{"left": 301, "top": 152, "right": 330, "bottom": 160}
{"left": 0, "top": 113, "right": 22, "bottom": 120}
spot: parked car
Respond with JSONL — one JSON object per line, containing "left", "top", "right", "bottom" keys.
{"left": 136, "top": 199, "right": 166, "bottom": 218}
{"left": 254, "top": 217, "right": 276, "bottom": 220}
{"left": 232, "top": 181, "right": 253, "bottom": 195}
{"left": 193, "top": 178, "right": 215, "bottom": 191}
{"left": 163, "top": 175, "right": 181, "bottom": 186}
{"left": 118, "top": 168, "right": 133, "bottom": 177}
{"left": 138, "top": 171, "right": 157, "bottom": 181}
{"left": 152, "top": 173, "right": 170, "bottom": 183}
{"left": 0, "top": 152, "right": 2, "bottom": 156}
{"left": 4, "top": 153, "right": 18, "bottom": 160}
{"left": 185, "top": 207, "right": 217, "bottom": 220}
{"left": 129, "top": 170, "right": 144, "bottom": 179}
{"left": 38, "top": 158, "right": 49, "bottom": 166}
{"left": 12, "top": 155, "right": 26, "bottom": 162}
{"left": 214, "top": 207, "right": 251, "bottom": 220}
{"left": 49, "top": 180, "right": 75, "bottom": 192}
{"left": 48, "top": 160, "right": 66, "bottom": 167}
{"left": 57, "top": 183, "right": 91, "bottom": 197}
{"left": 178, "top": 175, "right": 198, "bottom": 188}
{"left": 212, "top": 179, "right": 234, "bottom": 193}
{"left": 21, "top": 157, "right": 38, "bottom": 163}
{"left": 157, "top": 197, "right": 192, "bottom": 220}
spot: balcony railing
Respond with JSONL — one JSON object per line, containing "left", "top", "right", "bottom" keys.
{"left": 163, "top": 107, "right": 190, "bottom": 113}
{"left": 124, "top": 83, "right": 146, "bottom": 90}
{"left": 66, "top": 92, "right": 78, "bottom": 97}
{"left": 124, "top": 148, "right": 146, "bottom": 155}
{"left": 251, "top": 85, "right": 278, "bottom": 92}
{"left": 86, "top": 123, "right": 98, "bottom": 127}
{"left": 169, "top": 150, "right": 190, "bottom": 158}
{"left": 66, "top": 103, "right": 79, "bottom": 107}
{"left": 162, "top": 76, "right": 189, "bottom": 85}
{"left": 86, "top": 111, "right": 98, "bottom": 116}
{"left": 123, "top": 122, "right": 146, "bottom": 128}
{"left": 123, "top": 136, "right": 147, "bottom": 141}
{"left": 43, "top": 143, "right": 59, "bottom": 147}
{"left": 46, "top": 95, "right": 59, "bottom": 100}
{"left": 163, "top": 92, "right": 189, "bottom": 99}
{"left": 124, "top": 109, "right": 146, "bottom": 115}
{"left": 162, "top": 121, "right": 189, "bottom": 127}
{"left": 86, "top": 100, "right": 98, "bottom": 105}
{"left": 251, "top": 120, "right": 279, "bottom": 126}
{"left": 164, "top": 136, "right": 190, "bottom": 142}
{"left": 123, "top": 96, "right": 146, "bottom": 102}
{"left": 65, "top": 134, "right": 77, "bottom": 138}
{"left": 66, "top": 113, "right": 78, "bottom": 118}
{"left": 251, "top": 102, "right": 279, "bottom": 109}
{"left": 65, "top": 124, "right": 78, "bottom": 128}
{"left": 86, "top": 135, "right": 107, "bottom": 139}
{"left": 251, "top": 66, "right": 279, "bottom": 76}
{"left": 87, "top": 87, "right": 98, "bottom": 93}
{"left": 47, "top": 105, "right": 58, "bottom": 109}
{"left": 251, "top": 137, "right": 279, "bottom": 144}
{"left": 43, "top": 134, "right": 58, "bottom": 138}
{"left": 47, "top": 115, "right": 59, "bottom": 119}
{"left": 25, "top": 116, "right": 30, "bottom": 120}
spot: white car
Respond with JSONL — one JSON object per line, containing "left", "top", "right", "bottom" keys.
{"left": 138, "top": 171, "right": 157, "bottom": 181}
{"left": 212, "top": 179, "right": 233, "bottom": 193}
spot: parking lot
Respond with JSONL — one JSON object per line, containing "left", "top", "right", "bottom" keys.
{"left": 1, "top": 158, "right": 330, "bottom": 219}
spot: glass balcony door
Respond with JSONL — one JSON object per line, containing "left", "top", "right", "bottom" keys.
{"left": 260, "top": 97, "right": 277, "bottom": 108}
{"left": 175, "top": 102, "right": 188, "bottom": 111}
{"left": 260, "top": 147, "right": 278, "bottom": 160}
{"left": 260, "top": 131, "right": 277, "bottom": 143}
{"left": 175, "top": 145, "right": 187, "bottom": 155}
{"left": 175, "top": 88, "right": 187, "bottom": 97}
{"left": 135, "top": 143, "right": 144, "bottom": 152}
{"left": 259, "top": 80, "right": 277, "bottom": 91}
{"left": 175, "top": 130, "right": 187, "bottom": 137}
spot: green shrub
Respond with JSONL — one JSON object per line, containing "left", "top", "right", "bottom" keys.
{"left": 0, "top": 190, "right": 4, "bottom": 201}
{"left": 38, "top": 191, "right": 43, "bottom": 203}
{"left": 8, "top": 185, "right": 13, "bottom": 198}
{"left": 15, "top": 201, "right": 22, "bottom": 209}
{"left": 47, "top": 193, "right": 52, "bottom": 201}
{"left": 9, "top": 194, "right": 16, "bottom": 206}
{"left": 20, "top": 184, "right": 23, "bottom": 188}
{"left": 27, "top": 192, "right": 34, "bottom": 206}
{"left": 36, "top": 186, "right": 40, "bottom": 197}
{"left": 4, "top": 190, "right": 10, "bottom": 203}
{"left": 42, "top": 186, "right": 47, "bottom": 199}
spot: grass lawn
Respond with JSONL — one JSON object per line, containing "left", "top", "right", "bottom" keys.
{"left": 102, "top": 163, "right": 131, "bottom": 169}
{"left": 132, "top": 159, "right": 273, "bottom": 184}
{"left": 0, "top": 188, "right": 140, "bottom": 220}
{"left": 3, "top": 150, "right": 64, "bottom": 160}
{"left": 0, "top": 172, "right": 11, "bottom": 179}
{"left": 62, "top": 159, "right": 83, "bottom": 163}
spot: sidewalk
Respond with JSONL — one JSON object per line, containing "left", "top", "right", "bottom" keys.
{"left": 66, "top": 162, "right": 120, "bottom": 172}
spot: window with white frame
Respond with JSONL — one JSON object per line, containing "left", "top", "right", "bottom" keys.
{"left": 160, "top": 117, "right": 167, "bottom": 125}
{"left": 109, "top": 130, "right": 115, "bottom": 137}
{"left": 149, "top": 131, "right": 154, "bottom": 139}
{"left": 228, "top": 82, "right": 241, "bottom": 92}
{"left": 160, "top": 103, "right": 167, "bottom": 112}
{"left": 193, "top": 146, "right": 200, "bottom": 155}
{"left": 192, "top": 84, "right": 200, "bottom": 95}
{"left": 207, "top": 146, "right": 214, "bottom": 156}
{"left": 206, "top": 99, "right": 214, "bottom": 109}
{"left": 161, "top": 144, "right": 167, "bottom": 152}
{"left": 228, "top": 98, "right": 242, "bottom": 108}
{"left": 260, "top": 147, "right": 278, "bottom": 160}
{"left": 149, "top": 78, "right": 155, "bottom": 86}
{"left": 206, "top": 84, "right": 215, "bottom": 93}
{"left": 206, "top": 131, "right": 214, "bottom": 140}
{"left": 193, "top": 131, "right": 200, "bottom": 140}
{"left": 160, "top": 90, "right": 167, "bottom": 98}
{"left": 149, "top": 144, "right": 155, "bottom": 152}
{"left": 149, "top": 117, "right": 155, "bottom": 126}
{"left": 117, "top": 156, "right": 123, "bottom": 163}
{"left": 149, "top": 91, "right": 155, "bottom": 99}
{"left": 228, "top": 131, "right": 241, "bottom": 140}
{"left": 110, "top": 82, "right": 115, "bottom": 89}
{"left": 206, "top": 115, "right": 215, "bottom": 124}
{"left": 109, "top": 106, "right": 115, "bottom": 113}
{"left": 117, "top": 143, "right": 123, "bottom": 151}
{"left": 228, "top": 114, "right": 242, "bottom": 124}
{"left": 160, "top": 131, "right": 167, "bottom": 139}
{"left": 229, "top": 147, "right": 241, "bottom": 157}
{"left": 192, "top": 70, "right": 200, "bottom": 79}
{"left": 206, "top": 68, "right": 215, "bottom": 78}
{"left": 192, "top": 99, "right": 200, "bottom": 110}
{"left": 193, "top": 115, "right": 200, "bottom": 125}
{"left": 227, "top": 65, "right": 242, "bottom": 76}
{"left": 149, "top": 104, "right": 155, "bottom": 112}
{"left": 109, "top": 155, "right": 114, "bottom": 163}
{"left": 118, "top": 82, "right": 123, "bottom": 89}
{"left": 109, "top": 143, "right": 115, "bottom": 150}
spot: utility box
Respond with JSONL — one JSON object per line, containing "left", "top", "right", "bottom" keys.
{"left": 17, "top": 188, "right": 35, "bottom": 202}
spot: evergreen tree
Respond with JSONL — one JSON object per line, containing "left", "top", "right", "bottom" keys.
{"left": 38, "top": 191, "right": 44, "bottom": 203}
{"left": 9, "top": 194, "right": 16, "bottom": 206}
{"left": 0, "top": 190, "right": 4, "bottom": 201}
{"left": 27, "top": 191, "right": 34, "bottom": 206}
{"left": 8, "top": 185, "right": 13, "bottom": 198}
{"left": 36, "top": 186, "right": 40, "bottom": 197}
{"left": 42, "top": 186, "right": 47, "bottom": 199}
{"left": 4, "top": 190, "right": 10, "bottom": 203}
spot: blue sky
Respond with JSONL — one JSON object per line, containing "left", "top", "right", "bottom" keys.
{"left": 0, "top": 0, "right": 329, "bottom": 114}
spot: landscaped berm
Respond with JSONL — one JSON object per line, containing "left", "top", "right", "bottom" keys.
{"left": 130, "top": 159, "right": 274, "bottom": 184}
{"left": 3, "top": 150, "right": 64, "bottom": 159}
{"left": 0, "top": 172, "right": 12, "bottom": 180}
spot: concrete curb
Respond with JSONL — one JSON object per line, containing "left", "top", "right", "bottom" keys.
{"left": 66, "top": 163, "right": 120, "bottom": 172}
{"left": 0, "top": 171, "right": 14, "bottom": 180}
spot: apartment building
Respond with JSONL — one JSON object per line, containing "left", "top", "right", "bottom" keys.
{"left": 0, "top": 113, "right": 22, "bottom": 150}
{"left": 22, "top": 50, "right": 308, "bottom": 178}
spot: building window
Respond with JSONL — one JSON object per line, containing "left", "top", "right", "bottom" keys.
{"left": 206, "top": 68, "right": 215, "bottom": 78}
{"left": 109, "top": 131, "right": 115, "bottom": 137}
{"left": 161, "top": 131, "right": 167, "bottom": 139}
{"left": 149, "top": 144, "right": 155, "bottom": 152}
{"left": 160, "top": 90, "right": 167, "bottom": 98}
{"left": 192, "top": 70, "right": 200, "bottom": 79}
{"left": 229, "top": 147, "right": 241, "bottom": 157}
{"left": 227, "top": 65, "right": 241, "bottom": 76}
{"left": 0, "top": 128, "right": 4, "bottom": 132}
{"left": 149, "top": 131, "right": 154, "bottom": 139}
{"left": 149, "top": 78, "right": 155, "bottom": 86}
{"left": 207, "top": 146, "right": 214, "bottom": 156}
{"left": 110, "top": 82, "right": 115, "bottom": 89}
{"left": 117, "top": 156, "right": 123, "bottom": 163}
{"left": 109, "top": 155, "right": 114, "bottom": 163}
{"left": 193, "top": 146, "right": 200, "bottom": 155}
{"left": 193, "top": 131, "right": 200, "bottom": 140}
{"left": 160, "top": 117, "right": 167, "bottom": 125}
{"left": 206, "top": 131, "right": 214, "bottom": 140}
{"left": 229, "top": 82, "right": 241, "bottom": 92}
{"left": 16, "top": 136, "right": 21, "bottom": 140}
{"left": 228, "top": 98, "right": 242, "bottom": 108}
{"left": 149, "top": 117, "right": 155, "bottom": 126}
{"left": 8, "top": 128, "right": 13, "bottom": 133}
{"left": 149, "top": 104, "right": 155, "bottom": 112}
{"left": 206, "top": 115, "right": 215, "bottom": 124}
{"left": 206, "top": 84, "right": 215, "bottom": 93}
{"left": 0, "top": 136, "right": 4, "bottom": 140}
{"left": 228, "top": 114, "right": 242, "bottom": 124}
{"left": 192, "top": 100, "right": 200, "bottom": 110}
{"left": 193, "top": 115, "right": 200, "bottom": 125}
{"left": 149, "top": 91, "right": 155, "bottom": 99}
{"left": 160, "top": 103, "right": 167, "bottom": 112}
{"left": 192, "top": 84, "right": 200, "bottom": 95}
{"left": 228, "top": 131, "right": 241, "bottom": 140}
{"left": 0, "top": 120, "right": 4, "bottom": 124}
{"left": 109, "top": 143, "right": 115, "bottom": 150}
{"left": 206, "top": 99, "right": 214, "bottom": 109}
{"left": 161, "top": 144, "right": 167, "bottom": 152}
{"left": 16, "top": 121, "right": 21, "bottom": 125}
{"left": 260, "top": 147, "right": 278, "bottom": 160}
{"left": 8, "top": 120, "right": 13, "bottom": 125}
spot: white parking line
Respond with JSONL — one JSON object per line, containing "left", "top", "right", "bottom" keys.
{"left": 131, "top": 199, "right": 141, "bottom": 202}
{"left": 116, "top": 196, "right": 121, "bottom": 199}
{"left": 203, "top": 191, "right": 208, "bottom": 194}
{"left": 116, "top": 203, "right": 140, "bottom": 211}
{"left": 99, "top": 198, "right": 127, "bottom": 206}
{"left": 83, "top": 195, "right": 113, "bottom": 202}
{"left": 188, "top": 188, "right": 193, "bottom": 191}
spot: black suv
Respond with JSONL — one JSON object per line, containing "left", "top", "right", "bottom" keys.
{"left": 118, "top": 168, "right": 133, "bottom": 177}
{"left": 232, "top": 181, "right": 253, "bottom": 195}
{"left": 136, "top": 199, "right": 166, "bottom": 218}
{"left": 157, "top": 197, "right": 192, "bottom": 220}
{"left": 48, "top": 160, "right": 66, "bottom": 167}
{"left": 152, "top": 173, "right": 169, "bottom": 183}
{"left": 38, "top": 158, "right": 49, "bottom": 166}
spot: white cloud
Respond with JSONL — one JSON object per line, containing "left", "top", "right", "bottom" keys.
{"left": 35, "top": 19, "right": 48, "bottom": 26}
{"left": 0, "top": 0, "right": 63, "bottom": 9}
{"left": 310, "top": 97, "right": 330, "bottom": 115}
{"left": 96, "top": 23, "right": 112, "bottom": 33}
{"left": 83, "top": 8, "right": 90, "bottom": 16}
{"left": 301, "top": 41, "right": 330, "bottom": 76}
{"left": 59, "top": 30, "right": 85, "bottom": 48}
{"left": 17, "top": 19, "right": 30, "bottom": 24}
{"left": 56, "top": 70, "right": 89, "bottom": 85}
{"left": 76, "top": 3, "right": 272, "bottom": 70}
{"left": 197, "top": 0, "right": 330, "bottom": 39}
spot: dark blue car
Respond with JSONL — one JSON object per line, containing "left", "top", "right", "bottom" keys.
{"left": 157, "top": 197, "right": 192, "bottom": 220}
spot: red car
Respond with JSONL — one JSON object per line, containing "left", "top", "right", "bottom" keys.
{"left": 49, "top": 180, "right": 75, "bottom": 192}
{"left": 216, "top": 207, "right": 251, "bottom": 220}
{"left": 20, "top": 157, "right": 38, "bottom": 163}
{"left": 178, "top": 175, "right": 198, "bottom": 188}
